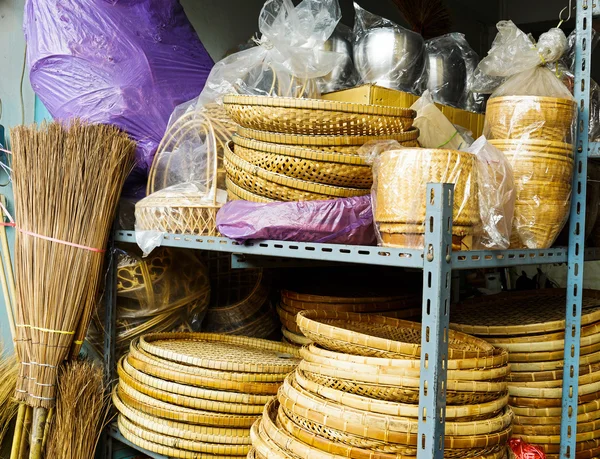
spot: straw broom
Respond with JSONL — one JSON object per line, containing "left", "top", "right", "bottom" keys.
{"left": 45, "top": 360, "right": 110, "bottom": 459}
{"left": 10, "top": 121, "right": 135, "bottom": 459}
{"left": 0, "top": 348, "right": 19, "bottom": 447}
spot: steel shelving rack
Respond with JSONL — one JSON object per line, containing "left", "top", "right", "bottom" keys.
{"left": 102, "top": 2, "right": 598, "bottom": 458}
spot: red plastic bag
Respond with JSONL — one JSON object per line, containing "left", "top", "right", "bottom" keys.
{"left": 509, "top": 439, "right": 546, "bottom": 459}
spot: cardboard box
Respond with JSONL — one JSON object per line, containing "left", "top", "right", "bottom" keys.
{"left": 321, "top": 84, "right": 485, "bottom": 138}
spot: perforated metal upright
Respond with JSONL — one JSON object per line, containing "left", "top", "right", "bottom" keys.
{"left": 561, "top": 1, "right": 594, "bottom": 457}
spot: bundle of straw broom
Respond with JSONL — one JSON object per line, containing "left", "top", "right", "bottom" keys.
{"left": 0, "top": 345, "right": 18, "bottom": 447}
{"left": 9, "top": 120, "right": 135, "bottom": 459}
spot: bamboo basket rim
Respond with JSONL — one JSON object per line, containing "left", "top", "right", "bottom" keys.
{"left": 129, "top": 340, "right": 287, "bottom": 383}
{"left": 487, "top": 95, "right": 576, "bottom": 107}
{"left": 222, "top": 95, "right": 417, "bottom": 118}
{"left": 510, "top": 349, "right": 600, "bottom": 372}
{"left": 226, "top": 142, "right": 368, "bottom": 198}
{"left": 294, "top": 369, "right": 508, "bottom": 420}
{"left": 488, "top": 138, "right": 573, "bottom": 151}
{"left": 512, "top": 416, "right": 600, "bottom": 435}
{"left": 112, "top": 387, "right": 252, "bottom": 444}
{"left": 507, "top": 342, "right": 600, "bottom": 363}
{"left": 120, "top": 356, "right": 271, "bottom": 408}
{"left": 507, "top": 361, "right": 600, "bottom": 382}
{"left": 281, "top": 289, "right": 417, "bottom": 306}
{"left": 226, "top": 178, "right": 275, "bottom": 203}
{"left": 511, "top": 398, "right": 600, "bottom": 417}
{"left": 116, "top": 382, "right": 259, "bottom": 427}
{"left": 299, "top": 346, "right": 510, "bottom": 381}
{"left": 117, "top": 416, "right": 243, "bottom": 459}
{"left": 278, "top": 378, "right": 512, "bottom": 448}
{"left": 297, "top": 360, "right": 507, "bottom": 393}
{"left": 514, "top": 427, "right": 600, "bottom": 445}
{"left": 281, "top": 327, "right": 311, "bottom": 346}
{"left": 118, "top": 415, "right": 250, "bottom": 456}
{"left": 235, "top": 126, "right": 420, "bottom": 147}
{"left": 140, "top": 332, "right": 300, "bottom": 374}
{"left": 508, "top": 365, "right": 600, "bottom": 387}
{"left": 297, "top": 310, "right": 495, "bottom": 359}
{"left": 450, "top": 290, "right": 600, "bottom": 336}
{"left": 251, "top": 417, "right": 295, "bottom": 459}
{"left": 508, "top": 377, "right": 600, "bottom": 398}
{"left": 487, "top": 319, "right": 600, "bottom": 348}
{"left": 232, "top": 135, "right": 368, "bottom": 166}
{"left": 305, "top": 343, "right": 509, "bottom": 370}
{"left": 509, "top": 390, "right": 600, "bottom": 408}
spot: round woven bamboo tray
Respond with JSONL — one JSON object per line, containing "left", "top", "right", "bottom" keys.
{"left": 375, "top": 148, "right": 479, "bottom": 226}
{"left": 540, "top": 439, "right": 600, "bottom": 455}
{"left": 223, "top": 95, "right": 416, "bottom": 136}
{"left": 226, "top": 178, "right": 274, "bottom": 203}
{"left": 278, "top": 377, "right": 512, "bottom": 449}
{"left": 279, "top": 299, "right": 420, "bottom": 321}
{"left": 513, "top": 417, "right": 600, "bottom": 436}
{"left": 510, "top": 350, "right": 600, "bottom": 373}
{"left": 232, "top": 135, "right": 372, "bottom": 188}
{"left": 297, "top": 310, "right": 495, "bottom": 359}
{"left": 301, "top": 369, "right": 505, "bottom": 405}
{"left": 119, "top": 415, "right": 250, "bottom": 456}
{"left": 509, "top": 390, "right": 600, "bottom": 408}
{"left": 507, "top": 361, "right": 600, "bottom": 382}
{"left": 513, "top": 408, "right": 600, "bottom": 426}
{"left": 251, "top": 417, "right": 295, "bottom": 459}
{"left": 294, "top": 369, "right": 508, "bottom": 421}
{"left": 450, "top": 289, "right": 600, "bottom": 336}
{"left": 509, "top": 366, "right": 600, "bottom": 388}
{"left": 298, "top": 346, "right": 509, "bottom": 381}
{"left": 281, "top": 327, "right": 312, "bottom": 346}
{"left": 235, "top": 126, "right": 420, "bottom": 153}
{"left": 117, "top": 382, "right": 259, "bottom": 427}
{"left": 276, "top": 305, "right": 302, "bottom": 334}
{"left": 225, "top": 142, "right": 367, "bottom": 201}
{"left": 379, "top": 223, "right": 475, "bottom": 251}
{"left": 119, "top": 357, "right": 270, "bottom": 410}
{"left": 485, "top": 96, "right": 576, "bottom": 141}
{"left": 515, "top": 427, "right": 600, "bottom": 445}
{"left": 508, "top": 341, "right": 600, "bottom": 363}
{"left": 305, "top": 343, "right": 509, "bottom": 370}
{"left": 280, "top": 297, "right": 419, "bottom": 315}
{"left": 508, "top": 378, "right": 600, "bottom": 398}
{"left": 282, "top": 290, "right": 417, "bottom": 307}
{"left": 200, "top": 282, "right": 269, "bottom": 329}
{"left": 118, "top": 415, "right": 244, "bottom": 458}
{"left": 511, "top": 399, "right": 600, "bottom": 418}
{"left": 113, "top": 388, "right": 252, "bottom": 444}
{"left": 140, "top": 333, "right": 300, "bottom": 374}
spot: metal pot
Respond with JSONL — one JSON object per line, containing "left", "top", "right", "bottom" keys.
{"left": 318, "top": 30, "right": 358, "bottom": 93}
{"left": 353, "top": 26, "right": 425, "bottom": 93}
{"left": 426, "top": 44, "right": 467, "bottom": 107}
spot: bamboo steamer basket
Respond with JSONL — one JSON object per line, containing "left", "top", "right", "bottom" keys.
{"left": 227, "top": 178, "right": 274, "bottom": 203}
{"left": 223, "top": 95, "right": 416, "bottom": 136}
{"left": 374, "top": 148, "right": 479, "bottom": 226}
{"left": 489, "top": 139, "right": 573, "bottom": 159}
{"left": 378, "top": 223, "right": 475, "bottom": 251}
{"left": 232, "top": 135, "right": 372, "bottom": 188}
{"left": 297, "top": 310, "right": 495, "bottom": 359}
{"left": 225, "top": 142, "right": 368, "bottom": 202}
{"left": 485, "top": 96, "right": 576, "bottom": 142}
{"left": 236, "top": 126, "right": 420, "bottom": 153}
{"left": 294, "top": 369, "right": 508, "bottom": 421}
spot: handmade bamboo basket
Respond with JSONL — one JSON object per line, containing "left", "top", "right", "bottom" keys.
{"left": 379, "top": 223, "right": 475, "bottom": 251}
{"left": 236, "top": 126, "right": 420, "bottom": 153}
{"left": 231, "top": 135, "right": 372, "bottom": 188}
{"left": 223, "top": 95, "right": 416, "bottom": 136}
{"left": 485, "top": 96, "right": 576, "bottom": 142}
{"left": 374, "top": 148, "right": 479, "bottom": 227}
{"left": 226, "top": 178, "right": 274, "bottom": 203}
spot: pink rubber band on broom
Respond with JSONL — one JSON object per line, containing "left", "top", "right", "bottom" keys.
{"left": 0, "top": 201, "right": 105, "bottom": 253}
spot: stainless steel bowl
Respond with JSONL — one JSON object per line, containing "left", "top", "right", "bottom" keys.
{"left": 353, "top": 27, "right": 425, "bottom": 92}
{"left": 426, "top": 45, "right": 467, "bottom": 107}
{"left": 318, "top": 30, "right": 358, "bottom": 93}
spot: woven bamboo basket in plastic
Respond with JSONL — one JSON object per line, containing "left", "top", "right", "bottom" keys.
{"left": 375, "top": 148, "right": 479, "bottom": 226}
{"left": 485, "top": 96, "right": 576, "bottom": 142}
{"left": 296, "top": 310, "right": 495, "bottom": 359}
{"left": 236, "top": 126, "right": 420, "bottom": 153}
{"left": 225, "top": 142, "right": 368, "bottom": 202}
{"left": 226, "top": 178, "right": 274, "bottom": 203}
{"left": 231, "top": 135, "right": 372, "bottom": 188}
{"left": 379, "top": 223, "right": 475, "bottom": 251}
{"left": 223, "top": 95, "right": 416, "bottom": 136}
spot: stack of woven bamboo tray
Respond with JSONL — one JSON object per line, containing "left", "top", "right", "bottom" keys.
{"left": 221, "top": 95, "right": 418, "bottom": 203}
{"left": 451, "top": 289, "right": 600, "bottom": 459}
{"left": 248, "top": 310, "right": 512, "bottom": 459}
{"left": 113, "top": 332, "right": 300, "bottom": 458}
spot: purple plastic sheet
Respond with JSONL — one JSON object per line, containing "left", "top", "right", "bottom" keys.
{"left": 216, "top": 196, "right": 376, "bottom": 245}
{"left": 25, "top": 0, "right": 214, "bottom": 197}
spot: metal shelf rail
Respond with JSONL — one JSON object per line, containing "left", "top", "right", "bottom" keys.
{"left": 102, "top": 2, "right": 595, "bottom": 458}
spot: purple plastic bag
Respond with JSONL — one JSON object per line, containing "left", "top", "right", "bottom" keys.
{"left": 25, "top": 0, "right": 214, "bottom": 197}
{"left": 216, "top": 196, "right": 376, "bottom": 245}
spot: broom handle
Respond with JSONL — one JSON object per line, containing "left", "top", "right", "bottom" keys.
{"left": 18, "top": 406, "right": 32, "bottom": 459}
{"left": 0, "top": 195, "right": 16, "bottom": 340}
{"left": 29, "top": 407, "right": 47, "bottom": 459}
{"left": 10, "top": 404, "right": 26, "bottom": 459}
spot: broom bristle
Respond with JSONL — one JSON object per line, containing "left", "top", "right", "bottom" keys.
{"left": 46, "top": 360, "right": 110, "bottom": 459}
{"left": 0, "top": 350, "right": 19, "bottom": 445}
{"left": 392, "top": 0, "right": 452, "bottom": 39}
{"left": 10, "top": 120, "right": 135, "bottom": 408}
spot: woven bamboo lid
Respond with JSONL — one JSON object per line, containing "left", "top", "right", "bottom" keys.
{"left": 450, "top": 289, "right": 600, "bottom": 336}
{"left": 297, "top": 310, "right": 495, "bottom": 359}
{"left": 140, "top": 333, "right": 300, "bottom": 374}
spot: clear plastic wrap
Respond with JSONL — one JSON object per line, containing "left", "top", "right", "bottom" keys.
{"left": 410, "top": 91, "right": 472, "bottom": 150}
{"left": 424, "top": 33, "right": 468, "bottom": 108}
{"left": 215, "top": 196, "right": 376, "bottom": 245}
{"left": 352, "top": 3, "right": 426, "bottom": 94}
{"left": 467, "top": 137, "right": 515, "bottom": 249}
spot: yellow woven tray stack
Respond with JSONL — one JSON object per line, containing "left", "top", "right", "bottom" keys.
{"left": 247, "top": 311, "right": 512, "bottom": 459}
{"left": 374, "top": 148, "right": 479, "bottom": 250}
{"left": 113, "top": 333, "right": 300, "bottom": 458}
{"left": 222, "top": 95, "right": 418, "bottom": 202}
{"left": 451, "top": 289, "right": 600, "bottom": 459}
{"left": 485, "top": 96, "right": 577, "bottom": 249}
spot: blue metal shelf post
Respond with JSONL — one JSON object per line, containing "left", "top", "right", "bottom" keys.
{"left": 417, "top": 183, "right": 454, "bottom": 459}
{"left": 561, "top": 1, "right": 593, "bottom": 457}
